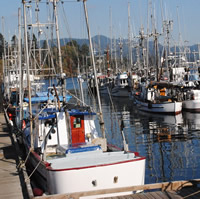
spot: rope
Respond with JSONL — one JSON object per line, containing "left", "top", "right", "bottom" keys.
{"left": 65, "top": 90, "right": 93, "bottom": 111}
{"left": 25, "top": 159, "right": 43, "bottom": 182}
{"left": 32, "top": 101, "right": 51, "bottom": 121}
{"left": 107, "top": 87, "right": 129, "bottom": 151}
{"left": 17, "top": 149, "right": 31, "bottom": 169}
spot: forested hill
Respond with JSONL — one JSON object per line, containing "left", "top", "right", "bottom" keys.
{"left": 0, "top": 33, "right": 199, "bottom": 78}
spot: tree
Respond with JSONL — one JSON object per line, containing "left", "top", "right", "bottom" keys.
{"left": 80, "top": 43, "right": 89, "bottom": 56}
{"left": 62, "top": 41, "right": 79, "bottom": 76}
{"left": 11, "top": 35, "right": 18, "bottom": 50}
{"left": 0, "top": 33, "right": 6, "bottom": 59}
{"left": 80, "top": 43, "right": 89, "bottom": 68}
{"left": 32, "top": 33, "right": 38, "bottom": 49}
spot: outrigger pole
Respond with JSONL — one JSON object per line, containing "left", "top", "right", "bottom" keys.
{"left": 53, "top": 0, "right": 66, "bottom": 104}
{"left": 82, "top": 0, "right": 106, "bottom": 139}
{"left": 22, "top": 0, "right": 34, "bottom": 150}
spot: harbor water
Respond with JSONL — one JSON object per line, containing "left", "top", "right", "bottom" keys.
{"left": 47, "top": 78, "right": 200, "bottom": 185}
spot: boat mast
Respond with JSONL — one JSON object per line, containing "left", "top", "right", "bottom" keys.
{"left": 2, "top": 17, "right": 8, "bottom": 97}
{"left": 18, "top": 8, "right": 23, "bottom": 124}
{"left": 128, "top": 2, "right": 133, "bottom": 71}
{"left": 109, "top": 6, "right": 112, "bottom": 67}
{"left": 114, "top": 34, "right": 118, "bottom": 73}
{"left": 53, "top": 0, "right": 66, "bottom": 103}
{"left": 22, "top": 0, "right": 33, "bottom": 150}
{"left": 82, "top": 0, "right": 105, "bottom": 139}
{"left": 146, "top": 0, "right": 150, "bottom": 80}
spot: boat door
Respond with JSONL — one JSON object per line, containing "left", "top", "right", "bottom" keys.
{"left": 70, "top": 115, "right": 85, "bottom": 144}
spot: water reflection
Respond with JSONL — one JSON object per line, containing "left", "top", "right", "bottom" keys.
{"left": 97, "top": 95, "right": 200, "bottom": 185}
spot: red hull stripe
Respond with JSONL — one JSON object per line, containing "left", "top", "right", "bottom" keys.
{"left": 46, "top": 156, "right": 146, "bottom": 172}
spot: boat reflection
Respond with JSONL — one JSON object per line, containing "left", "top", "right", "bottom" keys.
{"left": 89, "top": 95, "right": 200, "bottom": 184}
{"left": 183, "top": 111, "right": 200, "bottom": 130}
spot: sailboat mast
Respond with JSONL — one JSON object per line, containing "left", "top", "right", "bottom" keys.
{"left": 22, "top": 0, "right": 33, "bottom": 150}
{"left": 82, "top": 0, "right": 105, "bottom": 139}
{"left": 53, "top": 0, "right": 66, "bottom": 103}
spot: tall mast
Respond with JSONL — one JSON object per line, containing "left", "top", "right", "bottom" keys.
{"left": 2, "top": 17, "right": 5, "bottom": 94}
{"left": 18, "top": 8, "right": 23, "bottom": 124}
{"left": 119, "top": 37, "right": 123, "bottom": 70}
{"left": 128, "top": 2, "right": 132, "bottom": 71}
{"left": 82, "top": 0, "right": 105, "bottom": 139}
{"left": 35, "top": 0, "right": 42, "bottom": 68}
{"left": 114, "top": 34, "right": 118, "bottom": 73}
{"left": 146, "top": 0, "right": 150, "bottom": 80}
{"left": 22, "top": 0, "right": 33, "bottom": 150}
{"left": 53, "top": 0, "right": 66, "bottom": 103}
{"left": 109, "top": 6, "right": 112, "bottom": 67}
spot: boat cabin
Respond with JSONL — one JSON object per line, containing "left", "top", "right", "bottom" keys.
{"left": 184, "top": 89, "right": 200, "bottom": 101}
{"left": 33, "top": 109, "right": 98, "bottom": 155}
{"left": 115, "top": 72, "right": 129, "bottom": 88}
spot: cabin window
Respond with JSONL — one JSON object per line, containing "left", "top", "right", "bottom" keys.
{"left": 73, "top": 117, "right": 81, "bottom": 128}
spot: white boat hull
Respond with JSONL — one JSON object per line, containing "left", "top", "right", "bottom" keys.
{"left": 25, "top": 145, "right": 145, "bottom": 198}
{"left": 47, "top": 154, "right": 145, "bottom": 196}
{"left": 135, "top": 98, "right": 182, "bottom": 114}
{"left": 183, "top": 100, "right": 200, "bottom": 112}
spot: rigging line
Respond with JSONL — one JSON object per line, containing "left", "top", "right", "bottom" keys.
{"left": 42, "top": 31, "right": 57, "bottom": 75}
{"left": 25, "top": 0, "right": 78, "bottom": 3}
{"left": 60, "top": 3, "right": 81, "bottom": 98}
{"left": 25, "top": 159, "right": 43, "bottom": 182}
{"left": 17, "top": 149, "right": 31, "bottom": 169}
{"left": 60, "top": 0, "right": 78, "bottom": 2}
{"left": 87, "top": 84, "right": 98, "bottom": 113}
{"left": 31, "top": 101, "right": 52, "bottom": 121}
{"left": 107, "top": 87, "right": 128, "bottom": 150}
{"left": 65, "top": 89, "right": 92, "bottom": 109}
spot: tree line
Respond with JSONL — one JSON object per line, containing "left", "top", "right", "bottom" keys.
{"left": 0, "top": 33, "right": 90, "bottom": 77}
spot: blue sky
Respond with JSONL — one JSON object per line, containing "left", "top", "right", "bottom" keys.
{"left": 0, "top": 0, "right": 199, "bottom": 45}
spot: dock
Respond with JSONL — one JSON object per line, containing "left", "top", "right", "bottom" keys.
{"left": 34, "top": 180, "right": 200, "bottom": 199}
{"left": 0, "top": 112, "right": 31, "bottom": 199}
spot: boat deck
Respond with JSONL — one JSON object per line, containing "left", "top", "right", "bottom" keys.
{"left": 48, "top": 147, "right": 143, "bottom": 170}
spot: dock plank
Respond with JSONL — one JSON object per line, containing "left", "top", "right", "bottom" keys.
{"left": 0, "top": 113, "right": 24, "bottom": 199}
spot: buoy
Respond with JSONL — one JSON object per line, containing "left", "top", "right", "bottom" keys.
{"left": 22, "top": 120, "right": 26, "bottom": 129}
{"left": 8, "top": 113, "right": 12, "bottom": 120}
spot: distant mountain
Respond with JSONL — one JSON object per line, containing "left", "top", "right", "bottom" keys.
{"left": 58, "top": 35, "right": 199, "bottom": 62}
{"left": 60, "top": 38, "right": 89, "bottom": 47}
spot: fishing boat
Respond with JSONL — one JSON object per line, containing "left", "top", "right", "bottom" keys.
{"left": 21, "top": 103, "right": 145, "bottom": 196}
{"left": 134, "top": 81, "right": 182, "bottom": 114}
{"left": 11, "top": 0, "right": 146, "bottom": 198}
{"left": 182, "top": 89, "right": 200, "bottom": 112}
{"left": 111, "top": 72, "right": 132, "bottom": 97}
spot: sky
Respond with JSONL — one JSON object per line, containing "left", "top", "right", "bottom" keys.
{"left": 0, "top": 0, "right": 200, "bottom": 46}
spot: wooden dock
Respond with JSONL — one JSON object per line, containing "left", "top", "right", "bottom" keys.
{"left": 0, "top": 112, "right": 31, "bottom": 199}
{"left": 34, "top": 181, "right": 200, "bottom": 199}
